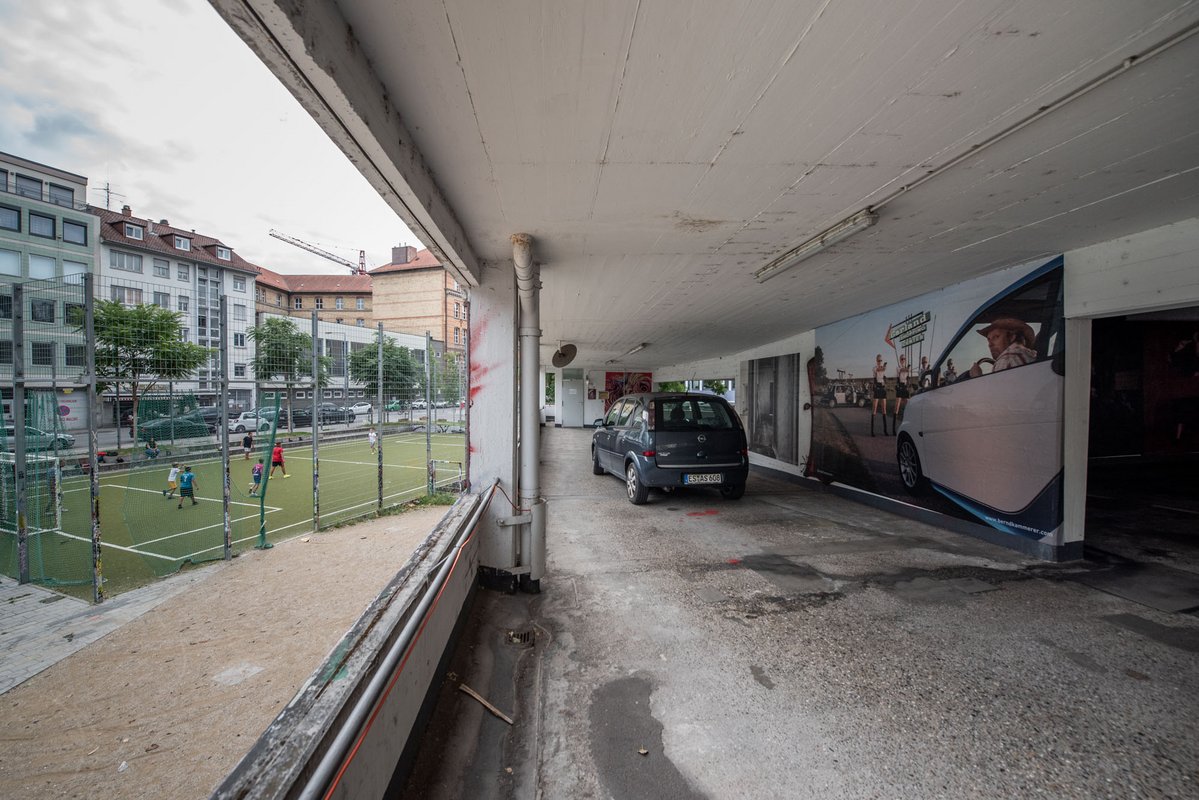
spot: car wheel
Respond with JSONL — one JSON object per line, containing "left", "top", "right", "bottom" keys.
{"left": 897, "top": 435, "right": 928, "bottom": 495}
{"left": 592, "top": 447, "right": 605, "bottom": 475}
{"left": 625, "top": 462, "right": 648, "bottom": 505}
{"left": 720, "top": 483, "right": 746, "bottom": 501}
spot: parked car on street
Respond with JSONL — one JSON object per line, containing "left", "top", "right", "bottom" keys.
{"left": 821, "top": 383, "right": 867, "bottom": 408}
{"left": 317, "top": 403, "right": 353, "bottom": 424}
{"left": 2, "top": 425, "right": 76, "bottom": 451}
{"left": 137, "top": 413, "right": 210, "bottom": 441}
{"left": 348, "top": 402, "right": 373, "bottom": 418}
{"left": 592, "top": 392, "right": 748, "bottom": 504}
{"left": 231, "top": 412, "right": 272, "bottom": 433}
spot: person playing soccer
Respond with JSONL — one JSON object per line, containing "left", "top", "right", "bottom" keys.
{"left": 248, "top": 458, "right": 264, "bottom": 496}
{"left": 177, "top": 466, "right": 198, "bottom": 508}
{"left": 242, "top": 431, "right": 254, "bottom": 460}
{"left": 270, "top": 443, "right": 289, "bottom": 478}
{"left": 163, "top": 462, "right": 181, "bottom": 498}
{"left": 368, "top": 427, "right": 378, "bottom": 453}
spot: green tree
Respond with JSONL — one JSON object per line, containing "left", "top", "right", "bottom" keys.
{"left": 656, "top": 380, "right": 686, "bottom": 392}
{"left": 249, "top": 317, "right": 329, "bottom": 431}
{"left": 438, "top": 352, "right": 463, "bottom": 407}
{"left": 545, "top": 372, "right": 555, "bottom": 404}
{"left": 349, "top": 335, "right": 423, "bottom": 406}
{"left": 702, "top": 379, "right": 728, "bottom": 395}
{"left": 92, "top": 300, "right": 211, "bottom": 440}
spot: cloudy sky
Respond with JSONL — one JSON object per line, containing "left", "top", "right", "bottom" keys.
{"left": 0, "top": 0, "right": 418, "bottom": 275}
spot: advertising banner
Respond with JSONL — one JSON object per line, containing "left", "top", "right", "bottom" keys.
{"left": 811, "top": 256, "right": 1065, "bottom": 543}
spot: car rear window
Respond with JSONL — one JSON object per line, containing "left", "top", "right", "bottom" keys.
{"left": 657, "top": 398, "right": 737, "bottom": 431}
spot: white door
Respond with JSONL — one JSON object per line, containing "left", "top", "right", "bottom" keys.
{"left": 560, "top": 378, "right": 584, "bottom": 426}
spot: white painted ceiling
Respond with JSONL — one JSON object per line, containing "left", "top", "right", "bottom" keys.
{"left": 214, "top": 0, "right": 1199, "bottom": 371}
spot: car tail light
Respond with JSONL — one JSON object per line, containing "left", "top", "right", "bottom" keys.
{"left": 643, "top": 450, "right": 656, "bottom": 458}
{"left": 646, "top": 401, "right": 656, "bottom": 431}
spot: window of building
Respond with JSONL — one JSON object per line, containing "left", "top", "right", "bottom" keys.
{"left": 177, "top": 295, "right": 189, "bottom": 312}
{"left": 0, "top": 294, "right": 11, "bottom": 318}
{"left": 153, "top": 291, "right": 170, "bottom": 309}
{"left": 124, "top": 223, "right": 144, "bottom": 240}
{"left": 151, "top": 258, "right": 169, "bottom": 278}
{"left": 233, "top": 304, "right": 246, "bottom": 322}
{"left": 335, "top": 318, "right": 343, "bottom": 325}
{"left": 63, "top": 219, "right": 87, "bottom": 245}
{"left": 111, "top": 285, "right": 143, "bottom": 305}
{"left": 28, "top": 254, "right": 55, "bottom": 279}
{"left": 216, "top": 246, "right": 231, "bottom": 260}
{"left": 0, "top": 340, "right": 10, "bottom": 365}
{"left": 14, "top": 174, "right": 42, "bottom": 199}
{"left": 30, "top": 299, "right": 55, "bottom": 323}
{"left": 31, "top": 341, "right": 54, "bottom": 367}
{"left": 356, "top": 318, "right": 365, "bottom": 327}
{"left": 63, "top": 261, "right": 86, "bottom": 285}
{"left": 293, "top": 297, "right": 303, "bottom": 310}
{"left": 232, "top": 275, "right": 246, "bottom": 292}
{"left": 323, "top": 390, "right": 332, "bottom": 399}
{"left": 454, "top": 327, "right": 460, "bottom": 345}
{"left": 234, "top": 332, "right": 246, "bottom": 347}
{"left": 233, "top": 364, "right": 246, "bottom": 378}
{"left": 356, "top": 297, "right": 365, "bottom": 310}
{"left": 64, "top": 302, "right": 84, "bottom": 327}
{"left": 314, "top": 297, "right": 324, "bottom": 310}
{"left": 178, "top": 263, "right": 190, "bottom": 282}
{"left": 181, "top": 327, "right": 189, "bottom": 340}
{"left": 0, "top": 169, "right": 7, "bottom": 192}
{"left": 110, "top": 251, "right": 143, "bottom": 273}
{"left": 29, "top": 212, "right": 54, "bottom": 239}
{"left": 275, "top": 293, "right": 282, "bottom": 306}
{"left": 335, "top": 296, "right": 344, "bottom": 310}
{"left": 174, "top": 235, "right": 191, "bottom": 251}
{"left": 48, "top": 184, "right": 73, "bottom": 207}
{"left": 66, "top": 344, "right": 86, "bottom": 367}
{"left": 0, "top": 249, "right": 18, "bottom": 276}
{"left": 0, "top": 205, "right": 18, "bottom": 232}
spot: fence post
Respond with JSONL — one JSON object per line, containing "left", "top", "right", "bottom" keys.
{"left": 85, "top": 273, "right": 103, "bottom": 602}
{"left": 220, "top": 297, "right": 231, "bottom": 560}
{"left": 311, "top": 310, "right": 320, "bottom": 531}
{"left": 377, "top": 323, "right": 384, "bottom": 514}
{"left": 425, "top": 331, "right": 433, "bottom": 495}
{"left": 13, "top": 284, "right": 27, "bottom": 584}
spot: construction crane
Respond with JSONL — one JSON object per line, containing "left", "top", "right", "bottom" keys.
{"left": 269, "top": 229, "right": 367, "bottom": 275}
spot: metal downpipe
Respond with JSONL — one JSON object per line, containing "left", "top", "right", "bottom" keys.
{"left": 512, "top": 234, "right": 545, "bottom": 590}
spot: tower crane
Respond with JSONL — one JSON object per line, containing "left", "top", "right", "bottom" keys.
{"left": 268, "top": 229, "right": 368, "bottom": 275}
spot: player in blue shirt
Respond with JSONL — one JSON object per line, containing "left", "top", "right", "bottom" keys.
{"left": 177, "top": 466, "right": 198, "bottom": 508}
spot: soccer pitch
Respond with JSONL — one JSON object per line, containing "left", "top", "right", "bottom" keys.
{"left": 5, "top": 430, "right": 465, "bottom": 599}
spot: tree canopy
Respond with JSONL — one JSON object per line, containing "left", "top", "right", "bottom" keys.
{"left": 249, "top": 317, "right": 329, "bottom": 387}
{"left": 348, "top": 335, "right": 423, "bottom": 400}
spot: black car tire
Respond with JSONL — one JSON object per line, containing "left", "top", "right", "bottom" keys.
{"left": 720, "top": 483, "right": 746, "bottom": 500}
{"left": 897, "top": 435, "right": 929, "bottom": 495}
{"left": 592, "top": 448, "right": 605, "bottom": 475}
{"left": 626, "top": 462, "right": 648, "bottom": 505}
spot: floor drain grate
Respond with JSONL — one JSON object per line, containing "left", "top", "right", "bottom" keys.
{"left": 507, "top": 629, "right": 533, "bottom": 645}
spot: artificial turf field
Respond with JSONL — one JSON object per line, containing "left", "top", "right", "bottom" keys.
{"left": 3, "top": 430, "right": 465, "bottom": 599}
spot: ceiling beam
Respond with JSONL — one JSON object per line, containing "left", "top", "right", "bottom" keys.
{"left": 209, "top": 0, "right": 482, "bottom": 286}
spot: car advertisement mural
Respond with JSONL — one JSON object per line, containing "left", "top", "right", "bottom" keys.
{"left": 811, "top": 256, "right": 1065, "bottom": 543}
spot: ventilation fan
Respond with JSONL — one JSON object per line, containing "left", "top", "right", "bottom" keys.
{"left": 551, "top": 343, "right": 577, "bottom": 368}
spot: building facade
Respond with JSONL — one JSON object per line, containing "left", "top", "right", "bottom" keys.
{"left": 369, "top": 246, "right": 466, "bottom": 353}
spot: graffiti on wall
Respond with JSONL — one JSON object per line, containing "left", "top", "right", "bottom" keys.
{"left": 604, "top": 372, "right": 653, "bottom": 411}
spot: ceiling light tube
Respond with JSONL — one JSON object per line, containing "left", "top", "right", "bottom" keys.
{"left": 754, "top": 208, "right": 878, "bottom": 283}
{"left": 622, "top": 342, "right": 648, "bottom": 357}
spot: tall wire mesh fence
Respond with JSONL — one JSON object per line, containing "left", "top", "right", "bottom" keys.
{"left": 1, "top": 274, "right": 468, "bottom": 602}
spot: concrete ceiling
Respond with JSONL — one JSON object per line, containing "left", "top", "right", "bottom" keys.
{"left": 212, "top": 0, "right": 1199, "bottom": 371}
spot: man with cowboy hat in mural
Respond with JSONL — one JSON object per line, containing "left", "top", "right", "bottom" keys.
{"left": 968, "top": 317, "right": 1037, "bottom": 378}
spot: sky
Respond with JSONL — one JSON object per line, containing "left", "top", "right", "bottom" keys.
{"left": 0, "top": 0, "right": 419, "bottom": 275}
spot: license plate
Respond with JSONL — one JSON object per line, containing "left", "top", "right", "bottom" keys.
{"left": 684, "top": 473, "right": 722, "bottom": 484}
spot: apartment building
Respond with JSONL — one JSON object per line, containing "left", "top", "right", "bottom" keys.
{"left": 370, "top": 246, "right": 467, "bottom": 352}
{"left": 94, "top": 206, "right": 259, "bottom": 413}
{"left": 0, "top": 152, "right": 99, "bottom": 428}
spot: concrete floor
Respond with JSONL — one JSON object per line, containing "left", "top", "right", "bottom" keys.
{"left": 404, "top": 426, "right": 1199, "bottom": 799}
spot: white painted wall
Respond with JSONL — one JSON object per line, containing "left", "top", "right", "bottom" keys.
{"left": 465, "top": 267, "right": 519, "bottom": 570}
{"left": 1065, "top": 217, "right": 1199, "bottom": 319}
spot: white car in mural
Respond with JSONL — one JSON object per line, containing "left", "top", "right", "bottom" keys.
{"left": 896, "top": 259, "right": 1065, "bottom": 539}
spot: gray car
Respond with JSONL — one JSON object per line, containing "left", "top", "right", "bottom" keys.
{"left": 2, "top": 425, "right": 76, "bottom": 452}
{"left": 591, "top": 392, "right": 748, "bottom": 504}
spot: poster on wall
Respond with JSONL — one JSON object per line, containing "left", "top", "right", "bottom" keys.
{"left": 811, "top": 256, "right": 1065, "bottom": 543}
{"left": 742, "top": 353, "right": 802, "bottom": 464}
{"left": 604, "top": 372, "right": 653, "bottom": 411}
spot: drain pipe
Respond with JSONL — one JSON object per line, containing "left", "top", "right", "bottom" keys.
{"left": 512, "top": 234, "right": 545, "bottom": 592}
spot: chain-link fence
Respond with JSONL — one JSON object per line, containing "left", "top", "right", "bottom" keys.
{"left": 1, "top": 275, "right": 467, "bottom": 602}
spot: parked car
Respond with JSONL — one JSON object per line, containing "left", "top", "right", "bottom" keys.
{"left": 2, "top": 425, "right": 76, "bottom": 451}
{"left": 137, "top": 413, "right": 210, "bottom": 441}
{"left": 821, "top": 383, "right": 867, "bottom": 408}
{"left": 591, "top": 392, "right": 748, "bottom": 504}
{"left": 896, "top": 261, "right": 1064, "bottom": 538}
{"left": 259, "top": 406, "right": 313, "bottom": 427}
{"left": 317, "top": 403, "right": 353, "bottom": 424}
{"left": 348, "top": 402, "right": 373, "bottom": 417}
{"left": 385, "top": 399, "right": 405, "bottom": 412}
{"left": 231, "top": 412, "right": 272, "bottom": 433}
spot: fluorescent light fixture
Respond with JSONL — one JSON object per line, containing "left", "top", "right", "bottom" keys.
{"left": 754, "top": 208, "right": 878, "bottom": 283}
{"left": 606, "top": 342, "right": 648, "bottom": 364}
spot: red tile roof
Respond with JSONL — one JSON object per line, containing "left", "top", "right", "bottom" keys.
{"left": 285, "top": 274, "right": 373, "bottom": 294}
{"left": 368, "top": 248, "right": 442, "bottom": 275}
{"left": 92, "top": 206, "right": 259, "bottom": 274}
{"left": 254, "top": 265, "right": 294, "bottom": 293}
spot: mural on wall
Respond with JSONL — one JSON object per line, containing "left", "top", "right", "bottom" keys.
{"left": 742, "top": 353, "right": 802, "bottom": 465}
{"left": 811, "top": 256, "right": 1065, "bottom": 543}
{"left": 604, "top": 372, "right": 653, "bottom": 411}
